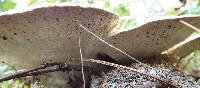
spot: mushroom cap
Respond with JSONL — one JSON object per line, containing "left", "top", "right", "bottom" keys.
{"left": 0, "top": 4, "right": 200, "bottom": 69}
{"left": 0, "top": 5, "right": 119, "bottom": 68}
{"left": 104, "top": 16, "right": 199, "bottom": 63}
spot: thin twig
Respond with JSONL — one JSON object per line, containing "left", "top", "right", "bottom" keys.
{"left": 79, "top": 24, "right": 142, "bottom": 64}
{"left": 0, "top": 63, "right": 91, "bottom": 82}
{"left": 179, "top": 20, "right": 200, "bottom": 33}
{"left": 79, "top": 38, "right": 85, "bottom": 88}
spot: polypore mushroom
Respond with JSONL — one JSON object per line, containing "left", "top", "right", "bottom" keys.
{"left": 0, "top": 4, "right": 200, "bottom": 68}
{"left": 0, "top": 5, "right": 119, "bottom": 69}
{"left": 0, "top": 4, "right": 200, "bottom": 88}
{"left": 103, "top": 16, "right": 200, "bottom": 64}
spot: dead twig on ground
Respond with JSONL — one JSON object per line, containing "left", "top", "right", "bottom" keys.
{"left": 0, "top": 62, "right": 90, "bottom": 82}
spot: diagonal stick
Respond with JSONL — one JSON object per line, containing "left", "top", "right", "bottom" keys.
{"left": 79, "top": 24, "right": 142, "bottom": 64}
{"left": 179, "top": 20, "right": 200, "bottom": 33}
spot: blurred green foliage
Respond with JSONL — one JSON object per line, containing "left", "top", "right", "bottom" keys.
{"left": 0, "top": 64, "right": 47, "bottom": 88}
{"left": 0, "top": 0, "right": 16, "bottom": 11}
{"left": 0, "top": 64, "right": 19, "bottom": 88}
{"left": 103, "top": 0, "right": 136, "bottom": 29}
{"left": 180, "top": 49, "right": 200, "bottom": 77}
{"left": 28, "top": 0, "right": 38, "bottom": 5}
{"left": 112, "top": 4, "right": 129, "bottom": 16}
{"left": 103, "top": 0, "right": 110, "bottom": 8}
{"left": 47, "top": 0, "right": 57, "bottom": 3}
{"left": 168, "top": 0, "right": 200, "bottom": 15}
{"left": 183, "top": 0, "right": 200, "bottom": 14}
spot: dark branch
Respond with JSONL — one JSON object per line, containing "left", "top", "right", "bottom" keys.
{"left": 0, "top": 62, "right": 90, "bottom": 82}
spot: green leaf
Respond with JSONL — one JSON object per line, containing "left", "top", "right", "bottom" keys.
{"left": 119, "top": 18, "right": 136, "bottom": 29}
{"left": 0, "top": 65, "right": 9, "bottom": 76}
{"left": 112, "top": 4, "right": 129, "bottom": 16}
{"left": 104, "top": 0, "right": 110, "bottom": 8}
{"left": 180, "top": 49, "right": 200, "bottom": 76}
{"left": 39, "top": 84, "right": 48, "bottom": 88}
{"left": 28, "top": 0, "right": 38, "bottom": 6}
{"left": 60, "top": 0, "right": 67, "bottom": 3}
{"left": 47, "top": 0, "right": 57, "bottom": 3}
{"left": 1, "top": 81, "right": 9, "bottom": 88}
{"left": 2, "top": 0, "right": 16, "bottom": 11}
{"left": 191, "top": 6, "right": 200, "bottom": 14}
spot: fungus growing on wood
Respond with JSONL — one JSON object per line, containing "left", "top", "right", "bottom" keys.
{"left": 0, "top": 4, "right": 200, "bottom": 88}
{"left": 0, "top": 5, "right": 119, "bottom": 68}
{"left": 0, "top": 4, "right": 200, "bottom": 68}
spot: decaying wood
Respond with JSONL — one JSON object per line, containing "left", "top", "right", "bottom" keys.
{"left": 85, "top": 59, "right": 179, "bottom": 88}
{"left": 88, "top": 59, "right": 200, "bottom": 88}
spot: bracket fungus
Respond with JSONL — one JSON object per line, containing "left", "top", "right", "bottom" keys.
{"left": 0, "top": 5, "right": 119, "bottom": 68}
{"left": 0, "top": 4, "right": 200, "bottom": 68}
{"left": 0, "top": 4, "right": 200, "bottom": 88}
{"left": 104, "top": 16, "right": 200, "bottom": 64}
